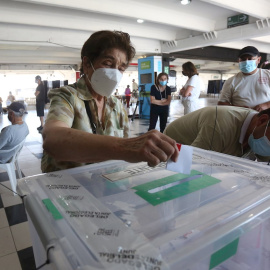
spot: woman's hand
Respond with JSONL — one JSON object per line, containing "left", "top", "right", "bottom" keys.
{"left": 181, "top": 85, "right": 193, "bottom": 97}
{"left": 119, "top": 130, "right": 179, "bottom": 167}
{"left": 150, "top": 96, "right": 166, "bottom": 105}
{"left": 179, "top": 88, "right": 184, "bottom": 95}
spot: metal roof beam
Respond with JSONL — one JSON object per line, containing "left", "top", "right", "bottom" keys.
{"left": 161, "top": 22, "right": 270, "bottom": 54}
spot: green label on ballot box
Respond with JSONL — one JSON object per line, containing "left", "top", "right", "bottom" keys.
{"left": 42, "top": 198, "right": 63, "bottom": 220}
{"left": 132, "top": 170, "right": 221, "bottom": 206}
{"left": 209, "top": 238, "right": 239, "bottom": 269}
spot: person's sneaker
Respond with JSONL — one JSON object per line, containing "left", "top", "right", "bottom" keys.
{"left": 38, "top": 127, "right": 43, "bottom": 133}
{"left": 37, "top": 126, "right": 42, "bottom": 130}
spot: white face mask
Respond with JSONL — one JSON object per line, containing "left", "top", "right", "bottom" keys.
{"left": 86, "top": 62, "right": 123, "bottom": 97}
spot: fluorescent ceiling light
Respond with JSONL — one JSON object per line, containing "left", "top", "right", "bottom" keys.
{"left": 137, "top": 19, "right": 144, "bottom": 23}
{"left": 180, "top": 0, "right": 191, "bottom": 5}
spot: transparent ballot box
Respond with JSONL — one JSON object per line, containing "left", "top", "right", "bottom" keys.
{"left": 18, "top": 148, "right": 270, "bottom": 270}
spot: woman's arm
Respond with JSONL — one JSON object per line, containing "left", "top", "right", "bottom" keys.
{"left": 161, "top": 95, "right": 172, "bottom": 106}
{"left": 43, "top": 120, "right": 179, "bottom": 167}
{"left": 150, "top": 95, "right": 165, "bottom": 105}
{"left": 181, "top": 85, "right": 193, "bottom": 97}
{"left": 150, "top": 85, "right": 164, "bottom": 105}
{"left": 179, "top": 87, "right": 184, "bottom": 95}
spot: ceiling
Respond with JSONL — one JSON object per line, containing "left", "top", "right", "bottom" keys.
{"left": 0, "top": 0, "right": 270, "bottom": 72}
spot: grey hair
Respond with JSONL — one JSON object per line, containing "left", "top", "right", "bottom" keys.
{"left": 10, "top": 109, "right": 24, "bottom": 117}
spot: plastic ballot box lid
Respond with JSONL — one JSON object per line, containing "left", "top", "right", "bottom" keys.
{"left": 18, "top": 148, "right": 270, "bottom": 270}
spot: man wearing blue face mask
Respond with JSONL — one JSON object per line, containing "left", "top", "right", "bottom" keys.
{"left": 218, "top": 46, "right": 270, "bottom": 112}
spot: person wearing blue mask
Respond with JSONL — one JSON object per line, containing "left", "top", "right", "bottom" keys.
{"left": 164, "top": 106, "right": 270, "bottom": 161}
{"left": 218, "top": 46, "right": 270, "bottom": 112}
{"left": 148, "top": 72, "right": 172, "bottom": 133}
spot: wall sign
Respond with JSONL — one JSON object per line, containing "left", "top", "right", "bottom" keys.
{"left": 227, "top": 14, "right": 249, "bottom": 28}
{"left": 140, "top": 60, "right": 151, "bottom": 70}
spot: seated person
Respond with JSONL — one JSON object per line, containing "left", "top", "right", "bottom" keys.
{"left": 132, "top": 79, "right": 138, "bottom": 92}
{"left": 0, "top": 102, "right": 29, "bottom": 163}
{"left": 42, "top": 30, "right": 178, "bottom": 173}
{"left": 164, "top": 106, "right": 270, "bottom": 161}
{"left": 218, "top": 46, "right": 270, "bottom": 112}
{"left": 6, "top": 91, "right": 16, "bottom": 106}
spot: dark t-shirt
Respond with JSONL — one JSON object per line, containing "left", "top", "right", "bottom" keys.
{"left": 36, "top": 84, "right": 45, "bottom": 102}
{"left": 150, "top": 84, "right": 171, "bottom": 100}
{"left": 150, "top": 84, "right": 171, "bottom": 111}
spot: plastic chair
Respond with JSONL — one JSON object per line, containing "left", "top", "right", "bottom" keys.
{"left": 0, "top": 139, "right": 25, "bottom": 195}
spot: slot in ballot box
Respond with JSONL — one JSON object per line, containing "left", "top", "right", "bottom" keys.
{"left": 18, "top": 148, "right": 270, "bottom": 270}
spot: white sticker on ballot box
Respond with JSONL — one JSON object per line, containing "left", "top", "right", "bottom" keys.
{"left": 103, "top": 162, "right": 166, "bottom": 182}
{"left": 166, "top": 143, "right": 193, "bottom": 175}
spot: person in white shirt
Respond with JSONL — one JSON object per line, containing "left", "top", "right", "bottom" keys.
{"left": 180, "top": 61, "right": 201, "bottom": 115}
{"left": 131, "top": 79, "right": 139, "bottom": 104}
{"left": 132, "top": 79, "right": 138, "bottom": 91}
{"left": 218, "top": 46, "right": 270, "bottom": 112}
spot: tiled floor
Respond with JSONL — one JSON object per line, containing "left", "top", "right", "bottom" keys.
{"left": 0, "top": 95, "right": 218, "bottom": 270}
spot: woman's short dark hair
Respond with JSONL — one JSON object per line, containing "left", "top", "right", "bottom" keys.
{"left": 156, "top": 72, "right": 169, "bottom": 85}
{"left": 80, "top": 30, "right": 136, "bottom": 75}
{"left": 182, "top": 61, "right": 199, "bottom": 77}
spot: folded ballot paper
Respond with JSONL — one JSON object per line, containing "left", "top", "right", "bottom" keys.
{"left": 166, "top": 143, "right": 193, "bottom": 174}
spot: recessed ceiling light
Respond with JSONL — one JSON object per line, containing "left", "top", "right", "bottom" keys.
{"left": 137, "top": 19, "right": 144, "bottom": 23}
{"left": 180, "top": 0, "right": 192, "bottom": 5}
